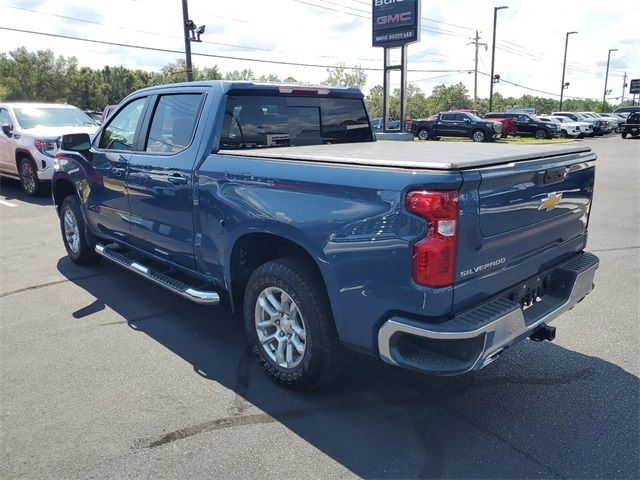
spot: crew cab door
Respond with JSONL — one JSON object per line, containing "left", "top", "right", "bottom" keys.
{"left": 0, "top": 108, "right": 15, "bottom": 172}
{"left": 126, "top": 92, "right": 206, "bottom": 270}
{"left": 437, "top": 113, "right": 460, "bottom": 136}
{"left": 516, "top": 114, "right": 535, "bottom": 135}
{"left": 87, "top": 96, "right": 149, "bottom": 241}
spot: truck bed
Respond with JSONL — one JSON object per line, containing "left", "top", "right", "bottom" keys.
{"left": 219, "top": 141, "right": 592, "bottom": 170}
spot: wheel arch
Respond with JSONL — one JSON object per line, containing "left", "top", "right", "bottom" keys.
{"left": 14, "top": 148, "right": 34, "bottom": 171}
{"left": 227, "top": 232, "right": 331, "bottom": 316}
{"left": 52, "top": 177, "right": 78, "bottom": 210}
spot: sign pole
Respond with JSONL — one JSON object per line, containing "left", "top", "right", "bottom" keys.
{"left": 372, "top": 0, "right": 420, "bottom": 134}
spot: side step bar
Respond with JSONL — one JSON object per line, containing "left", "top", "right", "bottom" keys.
{"left": 95, "top": 244, "right": 220, "bottom": 305}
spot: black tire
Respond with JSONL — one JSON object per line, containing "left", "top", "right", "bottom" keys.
{"left": 471, "top": 129, "right": 486, "bottom": 142}
{"left": 243, "top": 257, "right": 346, "bottom": 390}
{"left": 18, "top": 156, "right": 45, "bottom": 196}
{"left": 622, "top": 132, "right": 627, "bottom": 139}
{"left": 559, "top": 130, "right": 568, "bottom": 139}
{"left": 417, "top": 128, "right": 430, "bottom": 141}
{"left": 535, "top": 129, "right": 547, "bottom": 140}
{"left": 59, "top": 195, "right": 100, "bottom": 265}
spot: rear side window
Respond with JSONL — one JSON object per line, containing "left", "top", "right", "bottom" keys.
{"left": 440, "top": 113, "right": 456, "bottom": 121}
{"left": 99, "top": 98, "right": 146, "bottom": 151}
{"left": 146, "top": 94, "right": 203, "bottom": 154}
{"left": 220, "top": 95, "right": 372, "bottom": 149}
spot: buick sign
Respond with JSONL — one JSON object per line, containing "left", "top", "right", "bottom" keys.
{"left": 372, "top": 0, "right": 420, "bottom": 47}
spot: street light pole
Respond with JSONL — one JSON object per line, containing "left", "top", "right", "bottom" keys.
{"left": 182, "top": 0, "right": 193, "bottom": 82}
{"left": 559, "top": 31, "right": 577, "bottom": 111}
{"left": 489, "top": 6, "right": 508, "bottom": 112}
{"left": 602, "top": 48, "right": 617, "bottom": 111}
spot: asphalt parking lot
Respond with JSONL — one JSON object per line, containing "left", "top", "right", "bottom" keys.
{"left": 1, "top": 136, "right": 638, "bottom": 479}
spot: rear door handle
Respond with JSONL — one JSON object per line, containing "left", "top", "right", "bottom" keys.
{"left": 167, "top": 173, "right": 188, "bottom": 185}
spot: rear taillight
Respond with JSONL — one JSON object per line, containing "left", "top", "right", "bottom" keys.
{"left": 405, "top": 190, "right": 459, "bottom": 288}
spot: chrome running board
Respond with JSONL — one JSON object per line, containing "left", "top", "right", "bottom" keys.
{"left": 95, "top": 243, "right": 220, "bottom": 305}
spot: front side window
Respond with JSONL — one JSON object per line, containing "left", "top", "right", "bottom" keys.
{"left": 146, "top": 94, "right": 203, "bottom": 154}
{"left": 99, "top": 98, "right": 146, "bottom": 151}
{"left": 14, "top": 107, "right": 95, "bottom": 129}
{"left": 220, "top": 95, "right": 372, "bottom": 149}
{"left": 0, "top": 108, "right": 11, "bottom": 126}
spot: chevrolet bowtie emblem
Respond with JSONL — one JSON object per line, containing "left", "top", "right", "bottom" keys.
{"left": 538, "top": 192, "right": 562, "bottom": 211}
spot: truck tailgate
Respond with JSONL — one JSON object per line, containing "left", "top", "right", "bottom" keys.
{"left": 454, "top": 148, "right": 595, "bottom": 312}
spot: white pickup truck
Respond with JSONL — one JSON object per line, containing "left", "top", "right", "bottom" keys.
{"left": 0, "top": 103, "right": 98, "bottom": 195}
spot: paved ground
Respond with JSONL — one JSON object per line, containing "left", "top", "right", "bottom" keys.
{"left": 1, "top": 136, "right": 638, "bottom": 479}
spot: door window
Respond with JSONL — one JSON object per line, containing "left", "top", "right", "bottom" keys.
{"left": 145, "top": 94, "right": 203, "bottom": 154}
{"left": 98, "top": 98, "right": 147, "bottom": 151}
{"left": 0, "top": 108, "right": 11, "bottom": 126}
{"left": 440, "top": 113, "right": 456, "bottom": 121}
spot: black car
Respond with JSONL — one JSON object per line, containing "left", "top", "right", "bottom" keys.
{"left": 621, "top": 112, "right": 640, "bottom": 139}
{"left": 412, "top": 112, "right": 501, "bottom": 142}
{"left": 483, "top": 112, "right": 558, "bottom": 139}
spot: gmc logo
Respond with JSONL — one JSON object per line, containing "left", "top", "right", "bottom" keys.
{"left": 374, "top": 0, "right": 405, "bottom": 5}
{"left": 377, "top": 12, "right": 411, "bottom": 25}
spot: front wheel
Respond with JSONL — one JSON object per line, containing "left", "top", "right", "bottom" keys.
{"left": 59, "top": 195, "right": 100, "bottom": 265}
{"left": 417, "top": 129, "right": 430, "bottom": 141}
{"left": 622, "top": 132, "right": 627, "bottom": 139}
{"left": 559, "top": 130, "right": 568, "bottom": 139}
{"left": 535, "top": 129, "right": 547, "bottom": 140}
{"left": 19, "top": 157, "right": 45, "bottom": 196}
{"left": 244, "top": 258, "right": 346, "bottom": 390}
{"left": 472, "top": 129, "right": 486, "bottom": 142}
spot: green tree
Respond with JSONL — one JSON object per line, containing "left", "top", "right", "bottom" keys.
{"left": 67, "top": 67, "right": 107, "bottom": 110}
{"left": 324, "top": 63, "right": 367, "bottom": 89}
{"left": 224, "top": 69, "right": 254, "bottom": 80}
{"left": 427, "top": 82, "right": 472, "bottom": 113}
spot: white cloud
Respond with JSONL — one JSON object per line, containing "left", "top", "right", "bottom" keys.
{"left": 0, "top": 0, "right": 638, "bottom": 103}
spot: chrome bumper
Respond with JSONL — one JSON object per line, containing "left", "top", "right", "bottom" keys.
{"left": 378, "top": 252, "right": 599, "bottom": 375}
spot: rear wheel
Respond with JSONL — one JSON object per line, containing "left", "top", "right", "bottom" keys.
{"left": 417, "top": 129, "right": 430, "bottom": 141}
{"left": 19, "top": 157, "right": 44, "bottom": 196}
{"left": 472, "top": 129, "right": 486, "bottom": 142}
{"left": 244, "top": 257, "right": 346, "bottom": 390}
{"left": 622, "top": 132, "right": 627, "bottom": 139}
{"left": 59, "top": 195, "right": 100, "bottom": 265}
{"left": 535, "top": 129, "right": 547, "bottom": 140}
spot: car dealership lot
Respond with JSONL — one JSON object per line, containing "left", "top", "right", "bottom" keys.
{"left": 1, "top": 136, "right": 638, "bottom": 479}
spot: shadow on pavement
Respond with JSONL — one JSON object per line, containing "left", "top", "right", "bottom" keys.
{"left": 0, "top": 177, "right": 53, "bottom": 206}
{"left": 58, "top": 257, "right": 640, "bottom": 479}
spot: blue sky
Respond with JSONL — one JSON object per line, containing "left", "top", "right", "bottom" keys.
{"left": 0, "top": 0, "right": 638, "bottom": 102}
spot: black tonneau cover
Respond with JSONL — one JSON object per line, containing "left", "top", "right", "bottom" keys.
{"left": 219, "top": 141, "right": 592, "bottom": 170}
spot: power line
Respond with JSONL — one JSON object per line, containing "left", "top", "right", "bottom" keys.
{"left": 0, "top": 26, "right": 472, "bottom": 74}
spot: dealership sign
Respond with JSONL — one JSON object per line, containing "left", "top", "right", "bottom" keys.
{"left": 630, "top": 79, "right": 640, "bottom": 95}
{"left": 372, "top": 0, "right": 421, "bottom": 47}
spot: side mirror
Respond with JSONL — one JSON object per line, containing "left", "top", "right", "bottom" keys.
{"left": 2, "top": 123, "right": 13, "bottom": 137}
{"left": 61, "top": 133, "right": 91, "bottom": 152}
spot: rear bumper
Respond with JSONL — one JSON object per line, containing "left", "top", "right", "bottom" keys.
{"left": 378, "top": 252, "right": 599, "bottom": 375}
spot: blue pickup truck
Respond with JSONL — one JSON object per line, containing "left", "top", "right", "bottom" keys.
{"left": 53, "top": 81, "right": 599, "bottom": 389}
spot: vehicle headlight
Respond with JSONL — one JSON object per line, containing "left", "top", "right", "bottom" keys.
{"left": 34, "top": 138, "right": 58, "bottom": 157}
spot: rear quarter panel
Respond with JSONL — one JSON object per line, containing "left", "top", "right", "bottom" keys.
{"left": 196, "top": 154, "right": 462, "bottom": 351}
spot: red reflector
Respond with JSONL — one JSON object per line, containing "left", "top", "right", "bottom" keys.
{"left": 405, "top": 190, "right": 459, "bottom": 287}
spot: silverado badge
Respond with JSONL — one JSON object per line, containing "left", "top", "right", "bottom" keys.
{"left": 538, "top": 192, "right": 562, "bottom": 211}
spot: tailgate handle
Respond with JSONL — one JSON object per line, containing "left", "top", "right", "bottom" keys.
{"left": 538, "top": 168, "right": 566, "bottom": 186}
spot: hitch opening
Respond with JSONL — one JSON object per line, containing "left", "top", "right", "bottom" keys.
{"left": 529, "top": 324, "right": 556, "bottom": 342}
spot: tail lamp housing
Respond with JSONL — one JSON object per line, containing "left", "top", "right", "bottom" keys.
{"left": 405, "top": 190, "right": 459, "bottom": 288}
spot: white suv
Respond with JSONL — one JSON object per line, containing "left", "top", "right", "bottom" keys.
{"left": 0, "top": 103, "right": 99, "bottom": 195}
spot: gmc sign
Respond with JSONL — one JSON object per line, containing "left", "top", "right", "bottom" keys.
{"left": 372, "top": 0, "right": 420, "bottom": 47}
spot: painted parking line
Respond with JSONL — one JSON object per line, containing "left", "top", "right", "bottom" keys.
{"left": 0, "top": 200, "right": 18, "bottom": 207}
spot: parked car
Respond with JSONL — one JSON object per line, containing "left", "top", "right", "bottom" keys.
{"left": 371, "top": 117, "right": 409, "bottom": 132}
{"left": 412, "top": 111, "right": 502, "bottom": 142}
{"left": 53, "top": 81, "right": 599, "bottom": 389}
{"left": 537, "top": 116, "right": 582, "bottom": 138}
{"left": 483, "top": 112, "right": 558, "bottom": 139}
{"left": 621, "top": 112, "right": 640, "bottom": 139}
{"left": 552, "top": 112, "right": 605, "bottom": 136}
{"left": 0, "top": 102, "right": 98, "bottom": 195}
{"left": 598, "top": 112, "right": 625, "bottom": 133}
{"left": 84, "top": 110, "right": 103, "bottom": 124}
{"left": 477, "top": 114, "right": 517, "bottom": 137}
{"left": 613, "top": 106, "right": 640, "bottom": 115}
{"left": 578, "top": 112, "right": 615, "bottom": 134}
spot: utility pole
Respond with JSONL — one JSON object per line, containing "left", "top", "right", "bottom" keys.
{"left": 489, "top": 6, "right": 508, "bottom": 112}
{"left": 181, "top": 0, "right": 193, "bottom": 82}
{"left": 467, "top": 30, "right": 487, "bottom": 102}
{"left": 559, "top": 31, "right": 577, "bottom": 111}
{"left": 602, "top": 48, "right": 617, "bottom": 111}
{"left": 621, "top": 72, "right": 628, "bottom": 105}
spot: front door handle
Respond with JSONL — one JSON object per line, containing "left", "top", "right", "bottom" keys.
{"left": 167, "top": 173, "right": 188, "bottom": 185}
{"left": 112, "top": 167, "right": 126, "bottom": 177}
